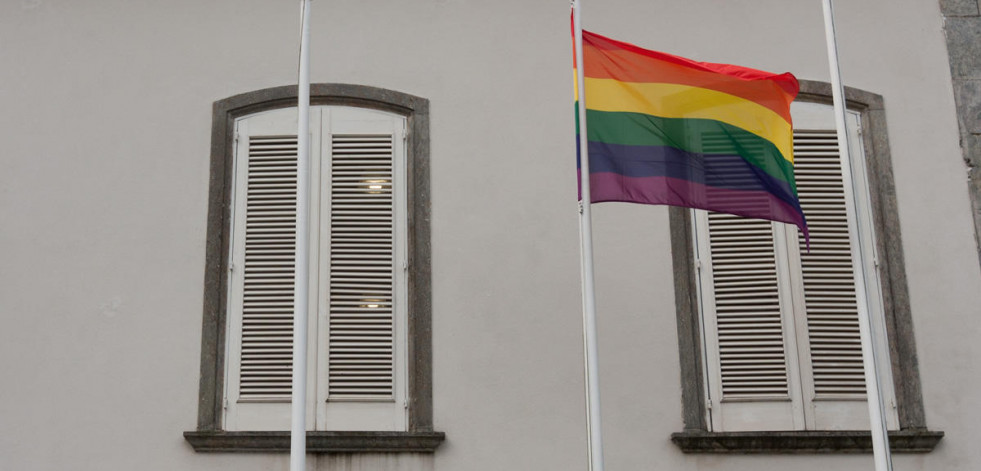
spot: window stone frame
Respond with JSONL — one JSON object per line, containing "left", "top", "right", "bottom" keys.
{"left": 185, "top": 84, "right": 443, "bottom": 453}
{"left": 669, "top": 80, "right": 942, "bottom": 453}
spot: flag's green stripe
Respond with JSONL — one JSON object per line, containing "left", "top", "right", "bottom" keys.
{"left": 576, "top": 107, "right": 797, "bottom": 194}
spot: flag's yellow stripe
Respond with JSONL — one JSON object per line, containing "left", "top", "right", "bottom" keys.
{"left": 581, "top": 76, "right": 793, "bottom": 163}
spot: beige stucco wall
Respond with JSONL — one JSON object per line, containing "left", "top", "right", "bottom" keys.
{"left": 0, "top": 1, "right": 978, "bottom": 470}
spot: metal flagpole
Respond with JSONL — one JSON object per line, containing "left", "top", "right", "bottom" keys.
{"left": 820, "top": 1, "right": 893, "bottom": 470}
{"left": 572, "top": 2, "right": 605, "bottom": 470}
{"left": 291, "top": 0, "right": 312, "bottom": 470}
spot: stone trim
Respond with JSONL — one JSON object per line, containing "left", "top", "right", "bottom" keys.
{"left": 669, "top": 206, "right": 707, "bottom": 432}
{"left": 938, "top": 1, "right": 981, "bottom": 270}
{"left": 195, "top": 84, "right": 436, "bottom": 444}
{"left": 940, "top": 0, "right": 979, "bottom": 18}
{"left": 671, "top": 430, "right": 943, "bottom": 454}
{"left": 670, "top": 81, "right": 934, "bottom": 444}
{"left": 184, "top": 431, "right": 445, "bottom": 453}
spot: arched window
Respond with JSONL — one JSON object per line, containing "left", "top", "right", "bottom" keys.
{"left": 187, "top": 85, "right": 442, "bottom": 452}
{"left": 669, "top": 81, "right": 941, "bottom": 452}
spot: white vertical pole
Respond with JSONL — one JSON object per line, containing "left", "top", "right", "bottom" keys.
{"left": 572, "top": 2, "right": 605, "bottom": 470}
{"left": 291, "top": 0, "right": 312, "bottom": 470}
{"left": 821, "top": 2, "right": 893, "bottom": 470}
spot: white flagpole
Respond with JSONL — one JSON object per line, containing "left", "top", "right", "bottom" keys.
{"left": 291, "top": 0, "right": 312, "bottom": 470}
{"left": 572, "top": 2, "right": 605, "bottom": 470}
{"left": 821, "top": 1, "right": 893, "bottom": 470}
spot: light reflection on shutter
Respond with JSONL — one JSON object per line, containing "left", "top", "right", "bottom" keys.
{"left": 795, "top": 131, "right": 866, "bottom": 396}
{"left": 328, "top": 134, "right": 395, "bottom": 400}
{"left": 239, "top": 135, "right": 298, "bottom": 400}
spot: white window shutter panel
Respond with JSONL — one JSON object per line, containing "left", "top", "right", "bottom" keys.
{"left": 695, "top": 211, "right": 804, "bottom": 431}
{"left": 709, "top": 214, "right": 790, "bottom": 399}
{"left": 316, "top": 107, "right": 407, "bottom": 431}
{"left": 794, "top": 131, "right": 866, "bottom": 393}
{"left": 239, "top": 132, "right": 298, "bottom": 400}
{"left": 224, "top": 108, "right": 320, "bottom": 430}
{"left": 791, "top": 129, "right": 870, "bottom": 429}
{"left": 789, "top": 118, "right": 899, "bottom": 430}
{"left": 327, "top": 132, "right": 396, "bottom": 399}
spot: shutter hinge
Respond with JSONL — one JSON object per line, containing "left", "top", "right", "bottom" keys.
{"left": 403, "top": 260, "right": 408, "bottom": 272}
{"left": 229, "top": 262, "right": 235, "bottom": 273}
{"left": 705, "top": 398, "right": 713, "bottom": 410}
{"left": 695, "top": 259, "right": 703, "bottom": 271}
{"left": 234, "top": 131, "right": 240, "bottom": 145}
{"left": 578, "top": 200, "right": 584, "bottom": 214}
{"left": 856, "top": 123, "right": 863, "bottom": 136}
{"left": 402, "top": 121, "right": 408, "bottom": 143}
{"left": 223, "top": 398, "right": 229, "bottom": 410}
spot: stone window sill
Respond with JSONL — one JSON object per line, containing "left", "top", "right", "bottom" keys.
{"left": 184, "top": 431, "right": 445, "bottom": 453}
{"left": 670, "top": 430, "right": 943, "bottom": 454}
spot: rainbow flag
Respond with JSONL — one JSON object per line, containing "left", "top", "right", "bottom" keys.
{"left": 575, "top": 29, "right": 807, "bottom": 238}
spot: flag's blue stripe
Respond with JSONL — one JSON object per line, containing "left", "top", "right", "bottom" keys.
{"left": 577, "top": 140, "right": 802, "bottom": 215}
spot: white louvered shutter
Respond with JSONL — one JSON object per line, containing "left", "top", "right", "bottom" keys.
{"left": 793, "top": 131, "right": 869, "bottom": 424}
{"left": 708, "top": 215, "right": 790, "bottom": 398}
{"left": 316, "top": 107, "right": 407, "bottom": 431}
{"left": 696, "top": 101, "right": 898, "bottom": 431}
{"left": 696, "top": 211, "right": 804, "bottom": 431}
{"left": 786, "top": 104, "right": 898, "bottom": 430}
{"left": 224, "top": 108, "right": 319, "bottom": 431}
{"left": 239, "top": 133, "right": 298, "bottom": 400}
{"left": 328, "top": 133, "right": 396, "bottom": 399}
{"left": 224, "top": 106, "right": 409, "bottom": 432}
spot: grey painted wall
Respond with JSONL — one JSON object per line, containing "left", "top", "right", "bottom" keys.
{"left": 1, "top": 1, "right": 979, "bottom": 470}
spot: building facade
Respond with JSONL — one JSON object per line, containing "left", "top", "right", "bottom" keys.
{"left": 2, "top": 1, "right": 979, "bottom": 470}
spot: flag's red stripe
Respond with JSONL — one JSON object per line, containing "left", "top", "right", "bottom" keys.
{"left": 580, "top": 31, "right": 798, "bottom": 123}
{"left": 583, "top": 30, "right": 799, "bottom": 96}
{"left": 582, "top": 45, "right": 794, "bottom": 124}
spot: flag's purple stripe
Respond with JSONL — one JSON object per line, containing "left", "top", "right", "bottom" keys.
{"left": 578, "top": 170, "right": 807, "bottom": 233}
{"left": 576, "top": 140, "right": 801, "bottom": 214}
